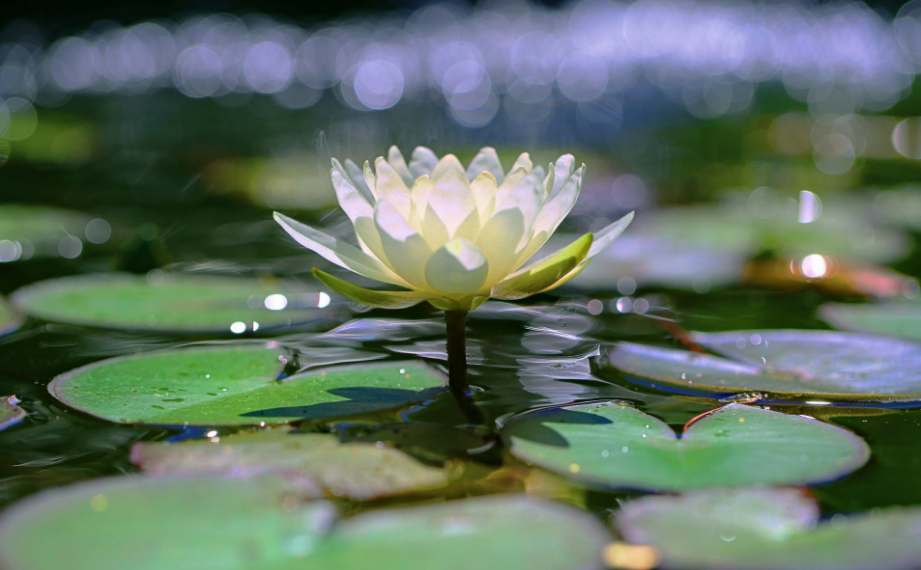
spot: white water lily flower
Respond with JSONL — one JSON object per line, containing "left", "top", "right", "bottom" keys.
{"left": 274, "top": 146, "right": 633, "bottom": 311}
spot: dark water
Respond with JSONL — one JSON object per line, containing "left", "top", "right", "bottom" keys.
{"left": 2, "top": 92, "right": 921, "bottom": 527}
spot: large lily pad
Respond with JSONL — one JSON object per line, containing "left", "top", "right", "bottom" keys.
{"left": 49, "top": 345, "right": 446, "bottom": 426}
{"left": 131, "top": 429, "right": 449, "bottom": 500}
{"left": 0, "top": 204, "right": 92, "bottom": 261}
{"left": 313, "top": 494, "right": 610, "bottom": 570}
{"left": 615, "top": 487, "right": 921, "bottom": 570}
{"left": 0, "top": 396, "right": 24, "bottom": 432}
{"left": 502, "top": 401, "right": 868, "bottom": 491}
{"left": 608, "top": 330, "right": 921, "bottom": 402}
{"left": 820, "top": 302, "right": 921, "bottom": 342}
{"left": 11, "top": 273, "right": 343, "bottom": 334}
{"left": 0, "top": 474, "right": 611, "bottom": 570}
{"left": 0, "top": 297, "right": 22, "bottom": 336}
{"left": 0, "top": 474, "right": 334, "bottom": 570}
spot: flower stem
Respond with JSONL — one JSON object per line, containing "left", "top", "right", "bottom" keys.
{"left": 444, "top": 310, "right": 469, "bottom": 400}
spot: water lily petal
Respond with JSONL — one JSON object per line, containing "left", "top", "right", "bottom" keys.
{"left": 542, "top": 165, "right": 555, "bottom": 199}
{"left": 362, "top": 160, "right": 377, "bottom": 200}
{"left": 374, "top": 157, "right": 413, "bottom": 219}
{"left": 387, "top": 146, "right": 414, "bottom": 186}
{"left": 493, "top": 169, "right": 543, "bottom": 244}
{"left": 510, "top": 152, "right": 533, "bottom": 175}
{"left": 344, "top": 159, "right": 375, "bottom": 203}
{"left": 492, "top": 233, "right": 592, "bottom": 300}
{"left": 409, "top": 146, "right": 439, "bottom": 178}
{"left": 535, "top": 212, "right": 635, "bottom": 292}
{"left": 476, "top": 207, "right": 527, "bottom": 287}
{"left": 550, "top": 154, "right": 576, "bottom": 198}
{"left": 354, "top": 216, "right": 390, "bottom": 265}
{"left": 331, "top": 159, "right": 373, "bottom": 221}
{"left": 274, "top": 212, "right": 403, "bottom": 285}
{"left": 313, "top": 268, "right": 432, "bottom": 309}
{"left": 426, "top": 168, "right": 478, "bottom": 239}
{"left": 424, "top": 238, "right": 490, "bottom": 295}
{"left": 470, "top": 171, "right": 498, "bottom": 219}
{"left": 431, "top": 154, "right": 466, "bottom": 181}
{"left": 420, "top": 205, "right": 449, "bottom": 250}
{"left": 409, "top": 175, "right": 434, "bottom": 232}
{"left": 586, "top": 211, "right": 634, "bottom": 259}
{"left": 532, "top": 165, "right": 545, "bottom": 190}
{"left": 466, "top": 147, "right": 505, "bottom": 183}
{"left": 515, "top": 164, "right": 585, "bottom": 263}
{"left": 375, "top": 200, "right": 433, "bottom": 289}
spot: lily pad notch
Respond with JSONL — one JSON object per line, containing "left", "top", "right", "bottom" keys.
{"left": 48, "top": 344, "right": 447, "bottom": 426}
{"left": 502, "top": 400, "right": 869, "bottom": 492}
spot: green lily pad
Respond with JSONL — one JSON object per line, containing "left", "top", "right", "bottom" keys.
{"left": 131, "top": 429, "right": 449, "bottom": 500}
{"left": 502, "top": 401, "right": 868, "bottom": 491}
{"left": 0, "top": 297, "right": 22, "bottom": 336}
{"left": 0, "top": 474, "right": 611, "bottom": 570}
{"left": 820, "top": 302, "right": 921, "bottom": 342}
{"left": 615, "top": 487, "right": 921, "bottom": 570}
{"left": 0, "top": 396, "right": 24, "bottom": 432}
{"left": 871, "top": 186, "right": 921, "bottom": 231}
{"left": 608, "top": 330, "right": 921, "bottom": 402}
{"left": 644, "top": 203, "right": 909, "bottom": 263}
{"left": 0, "top": 474, "right": 334, "bottom": 570}
{"left": 562, "top": 231, "right": 747, "bottom": 291}
{"left": 12, "top": 273, "right": 343, "bottom": 334}
{"left": 313, "top": 494, "right": 610, "bottom": 570}
{"left": 49, "top": 345, "right": 446, "bottom": 426}
{"left": 0, "top": 204, "right": 92, "bottom": 261}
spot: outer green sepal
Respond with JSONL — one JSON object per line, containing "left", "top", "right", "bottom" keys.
{"left": 312, "top": 268, "right": 431, "bottom": 309}
{"left": 427, "top": 295, "right": 489, "bottom": 312}
{"left": 490, "top": 234, "right": 593, "bottom": 300}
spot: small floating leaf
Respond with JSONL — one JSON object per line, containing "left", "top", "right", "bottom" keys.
{"left": 503, "top": 401, "right": 868, "bottom": 491}
{"left": 11, "top": 273, "right": 343, "bottom": 334}
{"left": 608, "top": 330, "right": 921, "bottom": 402}
{"left": 131, "top": 429, "right": 449, "bottom": 500}
{"left": 0, "top": 474, "right": 335, "bottom": 570}
{"left": 49, "top": 345, "right": 446, "bottom": 426}
{"left": 615, "top": 487, "right": 921, "bottom": 570}
{"left": 0, "top": 476, "right": 610, "bottom": 570}
{"left": 0, "top": 396, "right": 24, "bottom": 432}
{"left": 820, "top": 302, "right": 921, "bottom": 342}
{"left": 0, "top": 205, "right": 91, "bottom": 261}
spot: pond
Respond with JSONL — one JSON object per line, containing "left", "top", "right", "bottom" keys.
{"left": 4, "top": 7, "right": 921, "bottom": 567}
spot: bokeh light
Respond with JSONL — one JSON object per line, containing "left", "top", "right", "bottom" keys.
{"left": 0, "top": 0, "right": 919, "bottom": 129}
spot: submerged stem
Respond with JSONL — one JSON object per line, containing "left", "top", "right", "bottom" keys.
{"left": 444, "top": 310, "right": 469, "bottom": 399}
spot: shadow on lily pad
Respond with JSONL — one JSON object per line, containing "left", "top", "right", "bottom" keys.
{"left": 501, "top": 408, "right": 613, "bottom": 448}
{"left": 241, "top": 386, "right": 446, "bottom": 421}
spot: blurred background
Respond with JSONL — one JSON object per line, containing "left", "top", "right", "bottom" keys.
{"left": 4, "top": 0, "right": 921, "bottom": 299}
